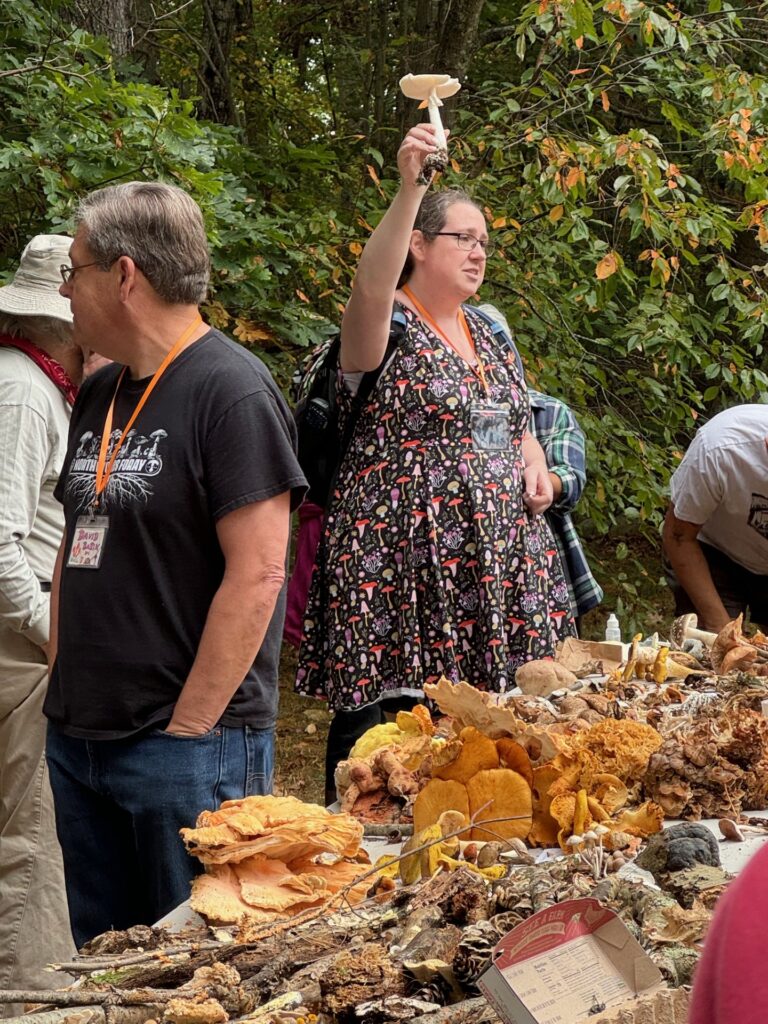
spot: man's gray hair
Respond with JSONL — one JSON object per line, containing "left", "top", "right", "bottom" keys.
{"left": 75, "top": 182, "right": 210, "bottom": 305}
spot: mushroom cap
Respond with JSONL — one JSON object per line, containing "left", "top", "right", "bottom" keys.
{"left": 669, "top": 613, "right": 697, "bottom": 649}
{"left": 399, "top": 73, "right": 462, "bottom": 102}
{"left": 721, "top": 645, "right": 758, "bottom": 674}
{"left": 718, "top": 818, "right": 745, "bottom": 841}
{"left": 711, "top": 614, "right": 745, "bottom": 672}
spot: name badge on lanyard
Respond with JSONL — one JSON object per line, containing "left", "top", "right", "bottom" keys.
{"left": 67, "top": 515, "right": 110, "bottom": 569}
{"left": 64, "top": 314, "right": 203, "bottom": 570}
{"left": 470, "top": 402, "right": 511, "bottom": 451}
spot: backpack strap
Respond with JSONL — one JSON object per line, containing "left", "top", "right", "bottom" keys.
{"left": 466, "top": 303, "right": 525, "bottom": 379}
{"left": 331, "top": 305, "right": 407, "bottom": 489}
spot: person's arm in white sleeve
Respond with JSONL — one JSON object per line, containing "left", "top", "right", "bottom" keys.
{"left": 0, "top": 400, "right": 52, "bottom": 648}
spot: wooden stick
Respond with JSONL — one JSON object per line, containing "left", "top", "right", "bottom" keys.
{"left": 0, "top": 1007, "right": 159, "bottom": 1024}
{"left": 0, "top": 988, "right": 175, "bottom": 1006}
{"left": 417, "top": 995, "right": 500, "bottom": 1023}
{"left": 52, "top": 941, "right": 239, "bottom": 973}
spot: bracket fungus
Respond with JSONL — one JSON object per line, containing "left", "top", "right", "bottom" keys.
{"left": 399, "top": 72, "right": 461, "bottom": 184}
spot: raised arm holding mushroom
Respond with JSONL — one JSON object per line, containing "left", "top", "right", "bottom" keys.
{"left": 296, "top": 102, "right": 576, "bottom": 798}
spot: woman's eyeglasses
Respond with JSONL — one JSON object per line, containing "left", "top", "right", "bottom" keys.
{"left": 433, "top": 232, "right": 495, "bottom": 257}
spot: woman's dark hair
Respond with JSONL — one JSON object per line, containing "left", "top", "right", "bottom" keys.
{"left": 398, "top": 188, "right": 482, "bottom": 287}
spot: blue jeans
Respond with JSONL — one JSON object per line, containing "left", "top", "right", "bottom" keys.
{"left": 46, "top": 722, "right": 274, "bottom": 948}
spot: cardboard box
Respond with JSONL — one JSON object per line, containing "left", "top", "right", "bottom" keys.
{"left": 478, "top": 898, "right": 664, "bottom": 1024}
{"left": 557, "top": 638, "right": 629, "bottom": 674}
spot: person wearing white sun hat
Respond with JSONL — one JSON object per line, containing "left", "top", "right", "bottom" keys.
{"left": 0, "top": 234, "right": 79, "bottom": 1008}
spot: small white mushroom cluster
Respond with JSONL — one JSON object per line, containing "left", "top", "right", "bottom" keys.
{"left": 566, "top": 825, "right": 629, "bottom": 880}
{"left": 399, "top": 73, "right": 461, "bottom": 184}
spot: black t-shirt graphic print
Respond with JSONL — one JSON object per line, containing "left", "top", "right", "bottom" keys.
{"left": 45, "top": 329, "right": 306, "bottom": 739}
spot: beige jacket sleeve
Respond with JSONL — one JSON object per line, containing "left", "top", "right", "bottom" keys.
{"left": 0, "top": 397, "right": 53, "bottom": 647}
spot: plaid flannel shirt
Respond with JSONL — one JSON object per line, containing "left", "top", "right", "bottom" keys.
{"left": 529, "top": 389, "right": 604, "bottom": 618}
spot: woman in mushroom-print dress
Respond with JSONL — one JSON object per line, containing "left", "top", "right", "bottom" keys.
{"left": 295, "top": 124, "right": 574, "bottom": 720}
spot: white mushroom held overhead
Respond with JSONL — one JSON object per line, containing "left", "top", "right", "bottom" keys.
{"left": 399, "top": 72, "right": 461, "bottom": 184}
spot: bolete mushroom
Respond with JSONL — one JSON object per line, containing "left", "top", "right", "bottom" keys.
{"left": 399, "top": 72, "right": 461, "bottom": 184}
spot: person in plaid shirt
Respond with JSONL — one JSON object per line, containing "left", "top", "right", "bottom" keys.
{"left": 479, "top": 304, "right": 603, "bottom": 632}
{"left": 528, "top": 389, "right": 603, "bottom": 631}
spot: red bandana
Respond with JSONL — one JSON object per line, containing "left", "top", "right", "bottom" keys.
{"left": 0, "top": 333, "right": 78, "bottom": 406}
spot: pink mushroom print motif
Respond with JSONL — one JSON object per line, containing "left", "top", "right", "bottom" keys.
{"left": 295, "top": 305, "right": 574, "bottom": 711}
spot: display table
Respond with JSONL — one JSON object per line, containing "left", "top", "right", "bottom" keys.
{"left": 155, "top": 810, "right": 768, "bottom": 932}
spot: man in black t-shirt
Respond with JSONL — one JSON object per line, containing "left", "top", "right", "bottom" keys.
{"left": 45, "top": 181, "right": 306, "bottom": 947}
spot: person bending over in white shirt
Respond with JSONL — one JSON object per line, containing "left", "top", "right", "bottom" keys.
{"left": 662, "top": 404, "right": 768, "bottom": 632}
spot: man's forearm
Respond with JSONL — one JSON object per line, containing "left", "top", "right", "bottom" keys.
{"left": 48, "top": 538, "right": 66, "bottom": 672}
{"left": 665, "top": 534, "right": 730, "bottom": 632}
{"left": 168, "top": 569, "right": 286, "bottom": 734}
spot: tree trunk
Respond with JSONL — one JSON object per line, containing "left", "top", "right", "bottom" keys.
{"left": 396, "top": 0, "right": 485, "bottom": 140}
{"left": 70, "top": 0, "right": 136, "bottom": 56}
{"left": 197, "top": 0, "right": 250, "bottom": 125}
{"left": 436, "top": 0, "right": 485, "bottom": 84}
{"left": 371, "top": 0, "right": 389, "bottom": 153}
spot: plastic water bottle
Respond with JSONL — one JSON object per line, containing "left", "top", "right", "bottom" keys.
{"left": 605, "top": 613, "right": 621, "bottom": 643}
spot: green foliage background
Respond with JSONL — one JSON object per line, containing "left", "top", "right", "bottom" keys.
{"left": 2, "top": 0, "right": 767, "bottom": 631}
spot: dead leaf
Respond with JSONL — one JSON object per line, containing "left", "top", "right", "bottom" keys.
{"left": 562, "top": 166, "right": 582, "bottom": 191}
{"left": 233, "top": 319, "right": 271, "bottom": 343}
{"left": 595, "top": 252, "right": 619, "bottom": 279}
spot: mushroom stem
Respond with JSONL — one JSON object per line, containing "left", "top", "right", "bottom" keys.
{"left": 426, "top": 92, "right": 447, "bottom": 149}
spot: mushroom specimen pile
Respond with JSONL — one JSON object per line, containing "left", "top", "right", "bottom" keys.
{"left": 180, "top": 796, "right": 372, "bottom": 936}
{"left": 19, "top": 851, "right": 707, "bottom": 1024}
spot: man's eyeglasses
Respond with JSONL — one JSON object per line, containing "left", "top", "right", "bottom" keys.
{"left": 433, "top": 232, "right": 495, "bottom": 257}
{"left": 59, "top": 259, "right": 109, "bottom": 284}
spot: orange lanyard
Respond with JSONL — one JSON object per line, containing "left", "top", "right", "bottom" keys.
{"left": 93, "top": 315, "right": 203, "bottom": 507}
{"left": 401, "top": 285, "right": 489, "bottom": 395}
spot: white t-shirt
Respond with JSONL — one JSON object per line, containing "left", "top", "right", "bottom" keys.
{"left": 669, "top": 404, "right": 768, "bottom": 575}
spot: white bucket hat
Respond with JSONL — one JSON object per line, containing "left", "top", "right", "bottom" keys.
{"left": 0, "top": 234, "right": 74, "bottom": 323}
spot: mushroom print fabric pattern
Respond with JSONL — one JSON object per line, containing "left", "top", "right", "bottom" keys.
{"left": 296, "top": 307, "right": 575, "bottom": 710}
